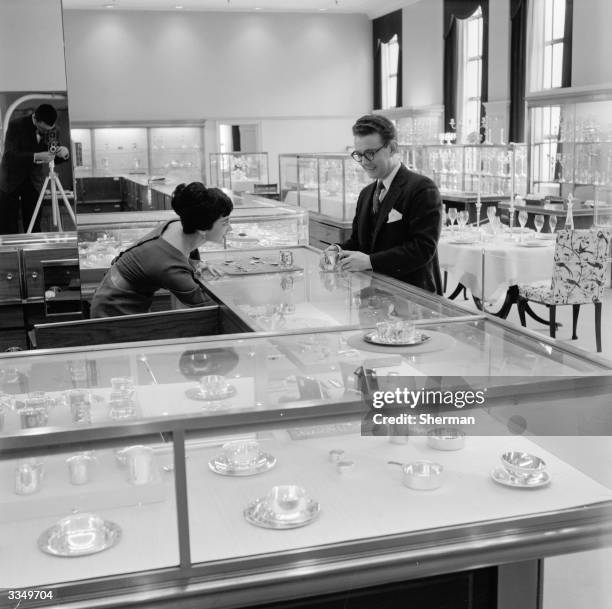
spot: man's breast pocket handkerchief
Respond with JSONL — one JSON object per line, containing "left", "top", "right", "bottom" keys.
{"left": 387, "top": 208, "right": 403, "bottom": 223}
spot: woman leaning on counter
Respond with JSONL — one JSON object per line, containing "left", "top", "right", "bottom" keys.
{"left": 90, "top": 182, "right": 233, "bottom": 318}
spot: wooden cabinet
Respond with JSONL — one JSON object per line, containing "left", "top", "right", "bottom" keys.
{"left": 0, "top": 249, "right": 21, "bottom": 302}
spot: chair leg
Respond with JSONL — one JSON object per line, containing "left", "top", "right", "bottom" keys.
{"left": 443, "top": 270, "right": 448, "bottom": 294}
{"left": 595, "top": 302, "right": 602, "bottom": 353}
{"left": 572, "top": 304, "right": 580, "bottom": 340}
{"left": 549, "top": 306, "right": 556, "bottom": 338}
{"left": 462, "top": 286, "right": 468, "bottom": 300}
{"left": 517, "top": 298, "right": 527, "bottom": 327}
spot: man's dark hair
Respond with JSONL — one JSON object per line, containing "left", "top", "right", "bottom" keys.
{"left": 352, "top": 114, "right": 397, "bottom": 146}
{"left": 34, "top": 104, "right": 58, "bottom": 127}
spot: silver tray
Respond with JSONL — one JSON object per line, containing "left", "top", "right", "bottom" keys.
{"left": 209, "top": 452, "right": 276, "bottom": 476}
{"left": 244, "top": 497, "right": 320, "bottom": 529}
{"left": 363, "top": 330, "right": 430, "bottom": 347}
{"left": 490, "top": 467, "right": 551, "bottom": 489}
{"left": 38, "top": 517, "right": 121, "bottom": 557}
{"left": 185, "top": 385, "right": 237, "bottom": 401}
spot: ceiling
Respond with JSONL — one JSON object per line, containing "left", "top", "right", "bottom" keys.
{"left": 61, "top": 0, "right": 415, "bottom": 19}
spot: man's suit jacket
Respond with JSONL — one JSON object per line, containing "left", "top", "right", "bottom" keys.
{"left": 0, "top": 115, "right": 53, "bottom": 193}
{"left": 339, "top": 163, "right": 443, "bottom": 294}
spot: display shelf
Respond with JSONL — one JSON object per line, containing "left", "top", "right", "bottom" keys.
{"left": 527, "top": 86, "right": 612, "bottom": 198}
{"left": 70, "top": 123, "right": 205, "bottom": 183}
{"left": 399, "top": 143, "right": 528, "bottom": 198}
{"left": 209, "top": 152, "right": 269, "bottom": 193}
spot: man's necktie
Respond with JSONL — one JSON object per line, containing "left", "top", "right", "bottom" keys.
{"left": 372, "top": 181, "right": 385, "bottom": 215}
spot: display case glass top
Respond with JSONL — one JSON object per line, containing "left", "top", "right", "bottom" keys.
{"left": 279, "top": 153, "right": 371, "bottom": 222}
{"left": 209, "top": 152, "right": 269, "bottom": 193}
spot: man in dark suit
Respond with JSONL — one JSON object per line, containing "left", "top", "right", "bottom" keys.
{"left": 336, "top": 114, "right": 443, "bottom": 294}
{"left": 0, "top": 104, "right": 70, "bottom": 233}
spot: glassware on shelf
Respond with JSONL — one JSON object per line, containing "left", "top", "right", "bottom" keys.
{"left": 564, "top": 194, "right": 575, "bottom": 229}
{"left": 549, "top": 215, "right": 557, "bottom": 233}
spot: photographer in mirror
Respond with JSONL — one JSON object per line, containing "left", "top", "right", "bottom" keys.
{"left": 0, "top": 103, "right": 70, "bottom": 234}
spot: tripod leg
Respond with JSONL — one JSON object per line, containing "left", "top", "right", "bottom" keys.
{"left": 50, "top": 174, "right": 60, "bottom": 230}
{"left": 27, "top": 176, "right": 50, "bottom": 233}
{"left": 54, "top": 175, "right": 77, "bottom": 227}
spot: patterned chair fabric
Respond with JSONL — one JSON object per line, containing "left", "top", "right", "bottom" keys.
{"left": 518, "top": 229, "right": 611, "bottom": 305}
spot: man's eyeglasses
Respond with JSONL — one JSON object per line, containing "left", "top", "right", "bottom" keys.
{"left": 351, "top": 144, "right": 386, "bottom": 163}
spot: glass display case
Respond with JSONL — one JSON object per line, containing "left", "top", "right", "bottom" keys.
{"left": 70, "top": 124, "right": 205, "bottom": 182}
{"left": 209, "top": 152, "right": 269, "bottom": 193}
{"left": 1, "top": 311, "right": 612, "bottom": 607}
{"left": 399, "top": 144, "right": 528, "bottom": 197}
{"left": 77, "top": 206, "right": 309, "bottom": 284}
{"left": 527, "top": 86, "right": 612, "bottom": 199}
{"left": 279, "top": 153, "right": 371, "bottom": 222}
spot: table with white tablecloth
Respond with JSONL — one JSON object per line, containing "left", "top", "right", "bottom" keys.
{"left": 438, "top": 229, "right": 556, "bottom": 316}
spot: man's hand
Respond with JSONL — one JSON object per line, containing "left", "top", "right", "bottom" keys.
{"left": 338, "top": 250, "right": 372, "bottom": 272}
{"left": 33, "top": 151, "right": 54, "bottom": 164}
{"left": 54, "top": 146, "right": 70, "bottom": 160}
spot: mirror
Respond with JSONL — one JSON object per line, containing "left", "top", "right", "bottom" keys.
{"left": 0, "top": 0, "right": 76, "bottom": 237}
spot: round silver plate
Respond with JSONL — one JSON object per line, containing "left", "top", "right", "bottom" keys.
{"left": 363, "top": 330, "right": 430, "bottom": 347}
{"left": 38, "top": 520, "right": 121, "bottom": 557}
{"left": 244, "top": 498, "right": 320, "bottom": 529}
{"left": 185, "top": 385, "right": 237, "bottom": 401}
{"left": 490, "top": 467, "right": 551, "bottom": 489}
{"left": 209, "top": 453, "right": 277, "bottom": 476}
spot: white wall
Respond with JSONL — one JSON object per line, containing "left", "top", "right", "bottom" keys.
{"left": 0, "top": 0, "right": 67, "bottom": 91}
{"left": 62, "top": 10, "right": 371, "bottom": 122}
{"left": 572, "top": 0, "right": 612, "bottom": 87}
{"left": 402, "top": 0, "right": 444, "bottom": 108}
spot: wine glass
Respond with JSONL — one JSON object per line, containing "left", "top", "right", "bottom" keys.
{"left": 487, "top": 205, "right": 497, "bottom": 225}
{"left": 549, "top": 214, "right": 557, "bottom": 233}
{"left": 448, "top": 207, "right": 458, "bottom": 233}
{"left": 457, "top": 210, "right": 469, "bottom": 236}
{"left": 518, "top": 210, "right": 529, "bottom": 242}
{"left": 534, "top": 214, "right": 544, "bottom": 236}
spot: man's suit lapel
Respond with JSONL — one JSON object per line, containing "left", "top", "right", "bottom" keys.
{"left": 371, "top": 166, "right": 408, "bottom": 249}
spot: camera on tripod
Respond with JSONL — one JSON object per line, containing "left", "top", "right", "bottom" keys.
{"left": 44, "top": 129, "right": 60, "bottom": 156}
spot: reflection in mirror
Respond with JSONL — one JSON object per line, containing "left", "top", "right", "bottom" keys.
{"left": 0, "top": 92, "right": 75, "bottom": 234}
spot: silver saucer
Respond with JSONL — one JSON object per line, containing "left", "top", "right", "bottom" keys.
{"left": 209, "top": 452, "right": 276, "bottom": 476}
{"left": 363, "top": 330, "right": 430, "bottom": 347}
{"left": 185, "top": 385, "right": 237, "bottom": 401}
{"left": 244, "top": 497, "right": 320, "bottom": 529}
{"left": 38, "top": 517, "right": 121, "bottom": 557}
{"left": 490, "top": 467, "right": 551, "bottom": 489}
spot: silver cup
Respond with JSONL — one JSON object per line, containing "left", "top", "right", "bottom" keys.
{"left": 66, "top": 453, "right": 96, "bottom": 485}
{"left": 123, "top": 445, "right": 154, "bottom": 485}
{"left": 14, "top": 459, "right": 44, "bottom": 495}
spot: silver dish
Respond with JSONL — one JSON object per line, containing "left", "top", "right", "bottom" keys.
{"left": 209, "top": 452, "right": 276, "bottom": 476}
{"left": 244, "top": 497, "right": 320, "bottom": 529}
{"left": 501, "top": 451, "right": 546, "bottom": 477}
{"left": 38, "top": 514, "right": 121, "bottom": 557}
{"left": 427, "top": 427, "right": 466, "bottom": 451}
{"left": 491, "top": 466, "right": 551, "bottom": 489}
{"left": 185, "top": 385, "right": 237, "bottom": 401}
{"left": 363, "top": 330, "right": 430, "bottom": 347}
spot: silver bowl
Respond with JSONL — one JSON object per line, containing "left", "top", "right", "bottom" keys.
{"left": 501, "top": 451, "right": 546, "bottom": 478}
{"left": 427, "top": 427, "right": 466, "bottom": 451}
{"left": 402, "top": 460, "right": 443, "bottom": 490}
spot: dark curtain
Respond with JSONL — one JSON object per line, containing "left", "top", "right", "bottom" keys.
{"left": 509, "top": 0, "right": 528, "bottom": 142}
{"left": 231, "top": 125, "right": 241, "bottom": 151}
{"left": 443, "top": 0, "right": 489, "bottom": 136}
{"left": 373, "top": 10, "right": 403, "bottom": 110}
{"left": 562, "top": 0, "right": 573, "bottom": 87}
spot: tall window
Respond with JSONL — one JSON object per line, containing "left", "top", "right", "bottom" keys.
{"left": 528, "top": 0, "right": 572, "bottom": 91}
{"left": 457, "top": 8, "right": 483, "bottom": 141}
{"left": 381, "top": 35, "right": 399, "bottom": 110}
{"left": 373, "top": 10, "right": 402, "bottom": 110}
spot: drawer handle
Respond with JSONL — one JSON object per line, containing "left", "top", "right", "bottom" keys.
{"left": 31, "top": 271, "right": 39, "bottom": 279}
{"left": 6, "top": 273, "right": 13, "bottom": 281}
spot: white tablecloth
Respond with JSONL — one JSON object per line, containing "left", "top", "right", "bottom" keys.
{"left": 438, "top": 231, "right": 555, "bottom": 301}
